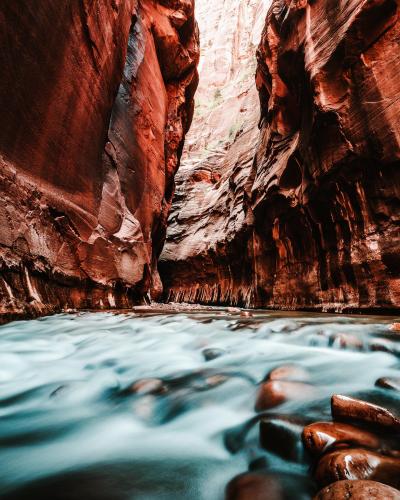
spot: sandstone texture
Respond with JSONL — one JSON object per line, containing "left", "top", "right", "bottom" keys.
{"left": 0, "top": 0, "right": 199, "bottom": 321}
{"left": 161, "top": 0, "right": 400, "bottom": 312}
{"left": 313, "top": 480, "right": 400, "bottom": 500}
{"left": 160, "top": 0, "right": 271, "bottom": 306}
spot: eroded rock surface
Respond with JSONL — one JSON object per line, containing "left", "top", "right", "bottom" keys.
{"left": 0, "top": 0, "right": 199, "bottom": 321}
{"left": 161, "top": 0, "right": 400, "bottom": 312}
{"left": 160, "top": 0, "right": 271, "bottom": 306}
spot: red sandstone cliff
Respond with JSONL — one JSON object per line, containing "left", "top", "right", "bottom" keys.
{"left": 0, "top": 0, "right": 199, "bottom": 321}
{"left": 160, "top": 0, "right": 271, "bottom": 306}
{"left": 160, "top": 0, "right": 400, "bottom": 312}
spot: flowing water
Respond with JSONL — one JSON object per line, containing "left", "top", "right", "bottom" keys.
{"left": 0, "top": 309, "right": 399, "bottom": 499}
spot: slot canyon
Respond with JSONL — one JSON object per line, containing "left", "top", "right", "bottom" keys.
{"left": 160, "top": 0, "right": 400, "bottom": 313}
{"left": 0, "top": 0, "right": 399, "bottom": 321}
{"left": 0, "top": 1, "right": 399, "bottom": 500}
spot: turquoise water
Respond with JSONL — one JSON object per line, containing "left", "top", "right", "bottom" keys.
{"left": 0, "top": 310, "right": 398, "bottom": 499}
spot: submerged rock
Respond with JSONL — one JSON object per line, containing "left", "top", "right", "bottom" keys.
{"left": 225, "top": 472, "right": 285, "bottom": 500}
{"left": 330, "top": 333, "right": 363, "bottom": 351}
{"left": 205, "top": 374, "right": 229, "bottom": 388}
{"left": 260, "top": 419, "right": 304, "bottom": 462}
{"left": 266, "top": 364, "right": 310, "bottom": 383}
{"left": 202, "top": 348, "right": 225, "bottom": 361}
{"left": 129, "top": 379, "right": 166, "bottom": 396}
{"left": 375, "top": 377, "right": 400, "bottom": 392}
{"left": 255, "top": 381, "right": 316, "bottom": 411}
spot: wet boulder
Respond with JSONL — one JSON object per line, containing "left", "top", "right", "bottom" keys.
{"left": 375, "top": 377, "right": 400, "bottom": 392}
{"left": 255, "top": 381, "right": 316, "bottom": 411}
{"left": 314, "top": 448, "right": 400, "bottom": 488}
{"left": 225, "top": 472, "right": 284, "bottom": 500}
{"left": 331, "top": 395, "right": 400, "bottom": 432}
{"left": 330, "top": 333, "right": 363, "bottom": 351}
{"left": 260, "top": 418, "right": 304, "bottom": 461}
{"left": 313, "top": 480, "right": 400, "bottom": 499}
{"left": 203, "top": 348, "right": 225, "bottom": 361}
{"left": 369, "top": 339, "right": 398, "bottom": 356}
{"left": 302, "top": 421, "right": 381, "bottom": 456}
{"left": 266, "top": 364, "right": 310, "bottom": 383}
{"left": 128, "top": 378, "right": 166, "bottom": 395}
{"left": 225, "top": 471, "right": 315, "bottom": 500}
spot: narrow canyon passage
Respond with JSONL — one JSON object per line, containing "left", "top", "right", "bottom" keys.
{"left": 160, "top": 0, "right": 400, "bottom": 313}
{"left": 0, "top": 0, "right": 399, "bottom": 319}
{"left": 0, "top": 0, "right": 399, "bottom": 499}
{"left": 160, "top": 0, "right": 271, "bottom": 305}
{"left": 159, "top": 0, "right": 271, "bottom": 307}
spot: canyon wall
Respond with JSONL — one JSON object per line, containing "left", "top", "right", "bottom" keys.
{"left": 160, "top": 0, "right": 271, "bottom": 306}
{"left": 0, "top": 0, "right": 199, "bottom": 321}
{"left": 160, "top": 0, "right": 400, "bottom": 312}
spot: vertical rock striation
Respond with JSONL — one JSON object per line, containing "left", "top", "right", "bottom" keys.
{"left": 160, "top": 0, "right": 271, "bottom": 306}
{"left": 0, "top": 0, "right": 199, "bottom": 321}
{"left": 161, "top": 0, "right": 400, "bottom": 312}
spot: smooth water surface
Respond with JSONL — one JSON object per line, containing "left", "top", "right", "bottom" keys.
{"left": 0, "top": 309, "right": 399, "bottom": 499}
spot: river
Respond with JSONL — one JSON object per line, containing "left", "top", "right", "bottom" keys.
{"left": 0, "top": 308, "right": 399, "bottom": 499}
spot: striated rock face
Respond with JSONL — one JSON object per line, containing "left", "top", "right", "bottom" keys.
{"left": 160, "top": 0, "right": 271, "bottom": 306}
{"left": 161, "top": 0, "right": 400, "bottom": 312}
{"left": 0, "top": 0, "right": 199, "bottom": 321}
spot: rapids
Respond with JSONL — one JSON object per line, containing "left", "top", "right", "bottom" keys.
{"left": 0, "top": 309, "right": 399, "bottom": 499}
